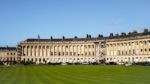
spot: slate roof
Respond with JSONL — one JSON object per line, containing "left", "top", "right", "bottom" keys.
{"left": 24, "top": 31, "right": 150, "bottom": 42}
{"left": 0, "top": 47, "right": 16, "bottom": 51}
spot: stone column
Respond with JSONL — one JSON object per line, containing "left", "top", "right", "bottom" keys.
{"left": 42, "top": 46, "right": 44, "bottom": 56}
{"left": 46, "top": 46, "right": 48, "bottom": 57}
{"left": 26, "top": 45, "right": 29, "bottom": 56}
{"left": 76, "top": 45, "right": 78, "bottom": 56}
{"left": 49, "top": 46, "right": 51, "bottom": 56}
{"left": 64, "top": 46, "right": 66, "bottom": 56}
{"left": 40, "top": 46, "right": 42, "bottom": 56}
{"left": 56, "top": 45, "right": 59, "bottom": 56}
{"left": 61, "top": 46, "right": 63, "bottom": 56}
{"left": 68, "top": 45, "right": 70, "bottom": 56}
{"left": 36, "top": 46, "right": 39, "bottom": 56}
{"left": 83, "top": 45, "right": 85, "bottom": 61}
{"left": 32, "top": 46, "right": 34, "bottom": 56}
{"left": 63, "top": 46, "right": 65, "bottom": 56}
{"left": 44, "top": 46, "right": 47, "bottom": 56}
{"left": 28, "top": 46, "right": 30, "bottom": 56}
{"left": 30, "top": 46, "right": 32, "bottom": 56}
{"left": 72, "top": 45, "right": 74, "bottom": 56}
{"left": 87, "top": 45, "right": 89, "bottom": 56}
{"left": 53, "top": 46, "right": 55, "bottom": 56}
{"left": 80, "top": 45, "right": 81, "bottom": 56}
{"left": 22, "top": 46, "right": 24, "bottom": 56}
{"left": 34, "top": 46, "right": 36, "bottom": 56}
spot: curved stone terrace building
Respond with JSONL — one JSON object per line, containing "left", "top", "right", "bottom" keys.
{"left": 105, "top": 29, "right": 150, "bottom": 63}
{"left": 18, "top": 35, "right": 105, "bottom": 64}
{"left": 1, "top": 29, "right": 150, "bottom": 64}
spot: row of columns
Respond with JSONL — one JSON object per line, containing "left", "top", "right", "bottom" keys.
{"left": 107, "top": 39, "right": 150, "bottom": 56}
{"left": 22, "top": 44, "right": 96, "bottom": 57}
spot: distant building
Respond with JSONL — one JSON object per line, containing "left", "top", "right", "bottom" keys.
{"left": 0, "top": 47, "right": 18, "bottom": 65}
{"left": 1, "top": 29, "right": 150, "bottom": 64}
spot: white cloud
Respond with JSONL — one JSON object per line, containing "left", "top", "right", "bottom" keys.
{"left": 106, "top": 20, "right": 122, "bottom": 27}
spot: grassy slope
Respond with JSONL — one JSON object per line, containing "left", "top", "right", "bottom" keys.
{"left": 0, "top": 66, "right": 150, "bottom": 84}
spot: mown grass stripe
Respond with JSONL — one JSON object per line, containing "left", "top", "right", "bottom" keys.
{"left": 0, "top": 67, "right": 15, "bottom": 83}
{"left": 0, "top": 66, "right": 150, "bottom": 84}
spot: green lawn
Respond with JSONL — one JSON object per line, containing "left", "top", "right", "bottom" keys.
{"left": 0, "top": 65, "right": 150, "bottom": 84}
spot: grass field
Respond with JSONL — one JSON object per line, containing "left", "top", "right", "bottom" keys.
{"left": 0, "top": 65, "right": 150, "bottom": 84}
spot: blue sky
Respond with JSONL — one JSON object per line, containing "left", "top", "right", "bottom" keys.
{"left": 0, "top": 0, "right": 150, "bottom": 46}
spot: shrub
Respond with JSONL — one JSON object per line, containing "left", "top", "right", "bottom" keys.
{"left": 106, "top": 62, "right": 117, "bottom": 65}
{"left": 133, "top": 62, "right": 150, "bottom": 66}
{"left": 19, "top": 61, "right": 35, "bottom": 65}
{"left": 0, "top": 61, "right": 4, "bottom": 65}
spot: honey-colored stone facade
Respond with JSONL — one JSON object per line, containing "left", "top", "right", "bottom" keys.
{"left": 18, "top": 39, "right": 105, "bottom": 64}
{"left": 0, "top": 47, "right": 18, "bottom": 65}
{"left": 106, "top": 35, "right": 150, "bottom": 63}
{"left": 1, "top": 29, "right": 150, "bottom": 64}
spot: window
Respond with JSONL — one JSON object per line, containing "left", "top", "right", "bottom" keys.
{"left": 84, "top": 45, "right": 87, "bottom": 48}
{"left": 129, "top": 50, "right": 131, "bottom": 54}
{"left": 85, "top": 52, "right": 87, "bottom": 56}
{"left": 93, "top": 52, "right": 95, "bottom": 56}
{"left": 129, "top": 42, "right": 131, "bottom": 46}
{"left": 72, "top": 52, "right": 75, "bottom": 56}
{"left": 88, "top": 45, "right": 91, "bottom": 48}
{"left": 66, "top": 52, "right": 68, "bottom": 55}
{"left": 122, "top": 51, "right": 124, "bottom": 55}
{"left": 51, "top": 52, "right": 53, "bottom": 56}
{"left": 118, "top": 51, "right": 120, "bottom": 55}
{"left": 58, "top": 52, "right": 61, "bottom": 56}
{"left": 66, "top": 46, "right": 68, "bottom": 48}
{"left": 92, "top": 45, "right": 94, "bottom": 48}
{"left": 54, "top": 52, "right": 57, "bottom": 55}
{"left": 144, "top": 41, "right": 147, "bottom": 44}
{"left": 89, "top": 52, "right": 91, "bottom": 55}
{"left": 107, "top": 44, "right": 109, "bottom": 47}
{"left": 70, "top": 52, "right": 72, "bottom": 56}
{"left": 39, "top": 58, "right": 41, "bottom": 62}
{"left": 31, "top": 58, "right": 33, "bottom": 61}
{"left": 126, "top": 51, "right": 128, "bottom": 55}
{"left": 133, "top": 50, "right": 135, "bottom": 54}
